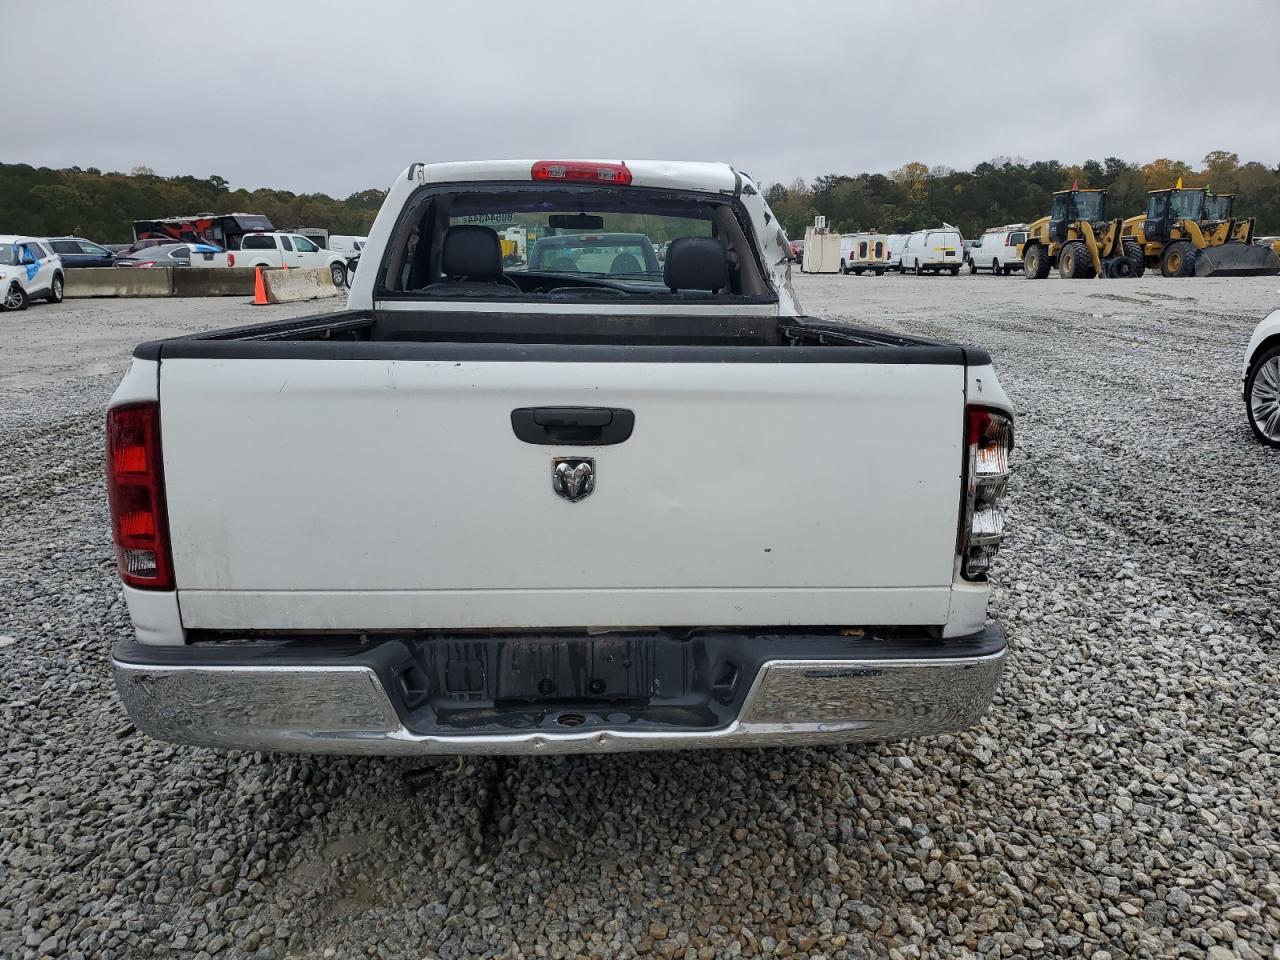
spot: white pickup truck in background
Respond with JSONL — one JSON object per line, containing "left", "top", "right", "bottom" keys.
{"left": 233, "top": 231, "right": 350, "bottom": 287}
{"left": 107, "top": 159, "right": 1014, "bottom": 756}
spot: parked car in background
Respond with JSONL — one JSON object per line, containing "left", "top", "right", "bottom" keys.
{"left": 237, "top": 232, "right": 350, "bottom": 286}
{"left": 44, "top": 237, "right": 125, "bottom": 268}
{"left": 1244, "top": 308, "right": 1280, "bottom": 447}
{"left": 900, "top": 227, "right": 964, "bottom": 276}
{"left": 116, "top": 243, "right": 227, "bottom": 269}
{"left": 969, "top": 226, "right": 1028, "bottom": 276}
{"left": 116, "top": 238, "right": 185, "bottom": 257}
{"left": 0, "top": 236, "right": 64, "bottom": 310}
{"left": 330, "top": 235, "right": 368, "bottom": 257}
{"left": 839, "top": 232, "right": 889, "bottom": 275}
{"left": 962, "top": 239, "right": 978, "bottom": 265}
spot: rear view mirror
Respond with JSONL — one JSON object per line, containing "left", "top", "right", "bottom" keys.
{"left": 548, "top": 214, "right": 604, "bottom": 230}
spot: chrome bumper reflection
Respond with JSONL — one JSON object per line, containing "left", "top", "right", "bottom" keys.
{"left": 113, "top": 651, "right": 1005, "bottom": 756}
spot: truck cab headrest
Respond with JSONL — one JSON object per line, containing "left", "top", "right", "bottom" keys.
{"left": 441, "top": 225, "right": 503, "bottom": 280}
{"left": 663, "top": 237, "right": 729, "bottom": 294}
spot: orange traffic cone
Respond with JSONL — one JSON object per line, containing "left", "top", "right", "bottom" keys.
{"left": 252, "top": 266, "right": 268, "bottom": 306}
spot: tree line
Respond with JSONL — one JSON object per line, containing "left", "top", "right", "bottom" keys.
{"left": 0, "top": 163, "right": 387, "bottom": 242}
{"left": 764, "top": 152, "right": 1280, "bottom": 241}
{"left": 4, "top": 153, "right": 1279, "bottom": 246}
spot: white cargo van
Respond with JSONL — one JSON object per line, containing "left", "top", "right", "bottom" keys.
{"left": 886, "top": 234, "right": 908, "bottom": 270}
{"left": 839, "top": 233, "right": 889, "bottom": 275}
{"left": 901, "top": 228, "right": 964, "bottom": 276}
{"left": 969, "top": 226, "right": 1028, "bottom": 276}
{"left": 330, "top": 235, "right": 368, "bottom": 257}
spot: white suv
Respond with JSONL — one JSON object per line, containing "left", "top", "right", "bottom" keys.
{"left": 0, "top": 236, "right": 64, "bottom": 310}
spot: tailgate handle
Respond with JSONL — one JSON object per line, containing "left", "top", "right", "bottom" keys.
{"left": 511, "top": 407, "right": 635, "bottom": 445}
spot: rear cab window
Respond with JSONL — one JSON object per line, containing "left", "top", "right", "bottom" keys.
{"left": 377, "top": 182, "right": 773, "bottom": 303}
{"left": 241, "top": 235, "right": 277, "bottom": 250}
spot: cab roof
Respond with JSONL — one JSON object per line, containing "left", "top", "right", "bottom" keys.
{"left": 405, "top": 159, "right": 742, "bottom": 195}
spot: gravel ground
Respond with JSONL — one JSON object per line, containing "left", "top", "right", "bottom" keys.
{"left": 2, "top": 276, "right": 1278, "bottom": 960}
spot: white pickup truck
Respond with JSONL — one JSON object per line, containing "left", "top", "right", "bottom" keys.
{"left": 108, "top": 159, "right": 1014, "bottom": 756}
{"left": 233, "top": 231, "right": 350, "bottom": 287}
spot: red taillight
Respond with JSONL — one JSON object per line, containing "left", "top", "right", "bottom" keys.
{"left": 106, "top": 402, "right": 173, "bottom": 590}
{"left": 135, "top": 261, "right": 156, "bottom": 269}
{"left": 228, "top": 253, "right": 236, "bottom": 267}
{"left": 959, "top": 406, "right": 1013, "bottom": 581}
{"left": 531, "top": 161, "right": 632, "bottom": 186}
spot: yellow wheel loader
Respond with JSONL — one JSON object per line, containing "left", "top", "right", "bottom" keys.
{"left": 1020, "top": 188, "right": 1143, "bottom": 280}
{"left": 1122, "top": 186, "right": 1280, "bottom": 278}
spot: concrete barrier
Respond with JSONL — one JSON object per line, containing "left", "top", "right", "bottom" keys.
{"left": 64, "top": 268, "right": 174, "bottom": 298}
{"left": 172, "top": 268, "right": 259, "bottom": 297}
{"left": 262, "top": 267, "right": 338, "bottom": 304}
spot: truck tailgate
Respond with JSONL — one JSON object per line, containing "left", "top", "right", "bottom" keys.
{"left": 160, "top": 357, "right": 965, "bottom": 630}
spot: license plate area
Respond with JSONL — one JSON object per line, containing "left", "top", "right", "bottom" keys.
{"left": 400, "top": 633, "right": 746, "bottom": 733}
{"left": 495, "top": 637, "right": 651, "bottom": 705}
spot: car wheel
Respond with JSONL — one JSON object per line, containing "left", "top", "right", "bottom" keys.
{"left": 330, "top": 262, "right": 347, "bottom": 287}
{"left": 2, "top": 282, "right": 28, "bottom": 311}
{"left": 991, "top": 258, "right": 1000, "bottom": 276}
{"left": 950, "top": 266, "right": 960, "bottom": 276}
{"left": 969, "top": 259, "right": 978, "bottom": 274}
{"left": 46, "top": 273, "right": 65, "bottom": 304}
{"left": 914, "top": 260, "right": 923, "bottom": 276}
{"left": 874, "top": 268, "right": 884, "bottom": 276}
{"left": 1245, "top": 345, "right": 1280, "bottom": 447}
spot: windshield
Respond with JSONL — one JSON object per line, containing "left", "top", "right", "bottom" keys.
{"left": 1169, "top": 190, "right": 1205, "bottom": 220}
{"left": 0, "top": 243, "right": 17, "bottom": 266}
{"left": 1070, "top": 192, "right": 1106, "bottom": 221}
{"left": 1204, "top": 195, "right": 1233, "bottom": 220}
{"left": 453, "top": 210, "right": 707, "bottom": 282}
{"left": 526, "top": 234, "right": 660, "bottom": 275}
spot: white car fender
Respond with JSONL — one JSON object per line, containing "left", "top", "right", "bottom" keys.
{"left": 1243, "top": 308, "right": 1280, "bottom": 382}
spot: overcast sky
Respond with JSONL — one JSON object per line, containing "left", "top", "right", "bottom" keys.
{"left": 9, "top": 0, "right": 1279, "bottom": 197}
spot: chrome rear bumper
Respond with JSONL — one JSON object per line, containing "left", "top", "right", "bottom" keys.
{"left": 112, "top": 629, "right": 1005, "bottom": 756}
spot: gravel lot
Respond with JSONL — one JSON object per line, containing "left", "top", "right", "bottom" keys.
{"left": 2, "top": 275, "right": 1278, "bottom": 960}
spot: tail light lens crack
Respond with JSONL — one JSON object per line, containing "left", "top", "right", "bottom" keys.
{"left": 960, "top": 406, "right": 1013, "bottom": 580}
